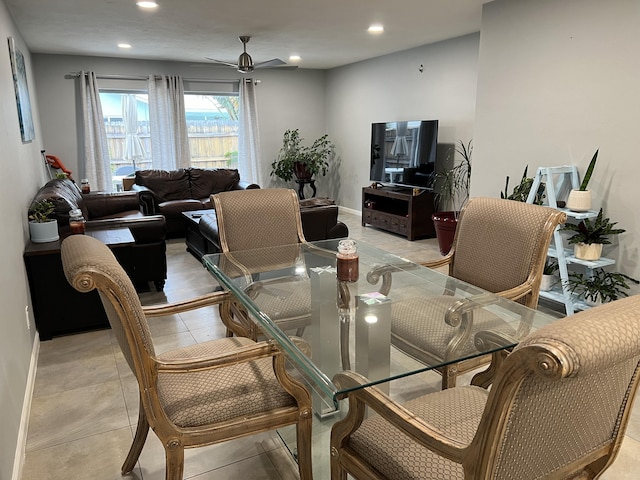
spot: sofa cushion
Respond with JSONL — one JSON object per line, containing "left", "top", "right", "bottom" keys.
{"left": 32, "top": 178, "right": 86, "bottom": 225}
{"left": 135, "top": 169, "right": 191, "bottom": 201}
{"left": 189, "top": 168, "right": 241, "bottom": 199}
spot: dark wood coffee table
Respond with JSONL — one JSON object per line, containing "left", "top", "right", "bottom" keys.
{"left": 182, "top": 209, "right": 217, "bottom": 260}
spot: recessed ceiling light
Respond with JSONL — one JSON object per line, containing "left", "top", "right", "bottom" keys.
{"left": 368, "top": 24, "right": 384, "bottom": 34}
{"left": 136, "top": 1, "right": 158, "bottom": 8}
{"left": 289, "top": 55, "right": 301, "bottom": 62}
{"left": 118, "top": 43, "right": 132, "bottom": 49}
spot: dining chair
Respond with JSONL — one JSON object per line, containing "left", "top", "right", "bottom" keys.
{"left": 60, "top": 234, "right": 313, "bottom": 480}
{"left": 211, "top": 188, "right": 313, "bottom": 340}
{"left": 387, "top": 197, "right": 567, "bottom": 389}
{"left": 330, "top": 294, "right": 640, "bottom": 480}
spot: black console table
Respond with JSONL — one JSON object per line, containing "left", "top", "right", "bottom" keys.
{"left": 24, "top": 228, "right": 135, "bottom": 340}
{"left": 361, "top": 186, "right": 436, "bottom": 240}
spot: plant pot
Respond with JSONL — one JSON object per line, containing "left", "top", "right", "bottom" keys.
{"left": 540, "top": 274, "right": 556, "bottom": 291}
{"left": 574, "top": 242, "right": 603, "bottom": 261}
{"left": 584, "top": 294, "right": 602, "bottom": 307}
{"left": 566, "top": 189, "right": 592, "bottom": 212}
{"left": 293, "top": 162, "right": 313, "bottom": 180}
{"left": 29, "top": 219, "right": 59, "bottom": 243}
{"left": 431, "top": 211, "right": 458, "bottom": 256}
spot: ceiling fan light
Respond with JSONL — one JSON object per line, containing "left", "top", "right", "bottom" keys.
{"left": 238, "top": 52, "right": 253, "bottom": 72}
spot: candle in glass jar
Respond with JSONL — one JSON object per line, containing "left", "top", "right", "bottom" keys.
{"left": 337, "top": 239, "right": 359, "bottom": 282}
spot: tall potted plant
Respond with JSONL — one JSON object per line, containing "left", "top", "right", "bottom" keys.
{"left": 270, "top": 129, "right": 335, "bottom": 182}
{"left": 28, "top": 199, "right": 59, "bottom": 243}
{"left": 566, "top": 149, "right": 598, "bottom": 212}
{"left": 431, "top": 139, "right": 472, "bottom": 255}
{"left": 560, "top": 208, "right": 625, "bottom": 260}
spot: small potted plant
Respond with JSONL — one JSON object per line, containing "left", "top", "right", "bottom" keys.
{"left": 431, "top": 139, "right": 472, "bottom": 255}
{"left": 28, "top": 199, "right": 59, "bottom": 243}
{"left": 500, "top": 165, "right": 545, "bottom": 205}
{"left": 541, "top": 259, "right": 558, "bottom": 291}
{"left": 566, "top": 269, "right": 639, "bottom": 306}
{"left": 566, "top": 149, "right": 598, "bottom": 212}
{"left": 560, "top": 208, "right": 625, "bottom": 260}
{"left": 270, "top": 129, "right": 335, "bottom": 182}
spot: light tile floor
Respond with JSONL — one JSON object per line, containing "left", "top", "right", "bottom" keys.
{"left": 22, "top": 210, "right": 640, "bottom": 479}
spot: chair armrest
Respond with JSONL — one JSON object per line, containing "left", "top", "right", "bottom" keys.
{"left": 333, "top": 371, "right": 467, "bottom": 462}
{"left": 420, "top": 252, "right": 453, "bottom": 269}
{"left": 495, "top": 282, "right": 533, "bottom": 303}
{"left": 155, "top": 340, "right": 279, "bottom": 372}
{"left": 142, "top": 290, "right": 231, "bottom": 317}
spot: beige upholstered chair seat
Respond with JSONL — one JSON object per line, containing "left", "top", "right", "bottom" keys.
{"left": 391, "top": 296, "right": 517, "bottom": 359}
{"left": 349, "top": 386, "right": 488, "bottom": 480}
{"left": 250, "top": 280, "right": 311, "bottom": 320}
{"left": 157, "top": 337, "right": 296, "bottom": 428}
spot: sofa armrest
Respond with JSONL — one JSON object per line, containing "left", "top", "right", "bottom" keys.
{"left": 235, "top": 181, "right": 261, "bottom": 190}
{"left": 82, "top": 191, "right": 141, "bottom": 218}
{"left": 327, "top": 221, "right": 349, "bottom": 240}
{"left": 130, "top": 185, "right": 158, "bottom": 215}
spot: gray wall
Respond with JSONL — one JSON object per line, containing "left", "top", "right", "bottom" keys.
{"left": 473, "top": 0, "right": 640, "bottom": 286}
{"left": 326, "top": 33, "right": 479, "bottom": 210}
{"left": 0, "top": 2, "right": 46, "bottom": 478}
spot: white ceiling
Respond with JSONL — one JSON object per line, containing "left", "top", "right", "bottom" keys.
{"left": 6, "top": 0, "right": 489, "bottom": 70}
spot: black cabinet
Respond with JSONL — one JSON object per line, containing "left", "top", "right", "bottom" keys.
{"left": 23, "top": 228, "right": 134, "bottom": 340}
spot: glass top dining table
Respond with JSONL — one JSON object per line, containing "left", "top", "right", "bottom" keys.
{"left": 202, "top": 239, "right": 558, "bottom": 412}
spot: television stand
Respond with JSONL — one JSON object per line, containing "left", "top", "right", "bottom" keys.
{"left": 362, "top": 186, "right": 436, "bottom": 240}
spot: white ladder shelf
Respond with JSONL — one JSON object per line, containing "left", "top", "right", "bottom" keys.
{"left": 526, "top": 166, "right": 613, "bottom": 315}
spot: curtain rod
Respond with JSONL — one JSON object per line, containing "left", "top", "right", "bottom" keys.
{"left": 64, "top": 72, "right": 256, "bottom": 83}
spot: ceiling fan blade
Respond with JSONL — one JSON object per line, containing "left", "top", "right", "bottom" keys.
{"left": 253, "top": 58, "right": 287, "bottom": 68}
{"left": 205, "top": 57, "right": 238, "bottom": 68}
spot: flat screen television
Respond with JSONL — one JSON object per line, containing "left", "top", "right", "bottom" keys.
{"left": 370, "top": 120, "right": 438, "bottom": 189}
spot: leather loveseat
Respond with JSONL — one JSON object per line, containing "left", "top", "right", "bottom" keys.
{"left": 190, "top": 197, "right": 349, "bottom": 259}
{"left": 31, "top": 178, "right": 167, "bottom": 291}
{"left": 131, "top": 168, "right": 260, "bottom": 237}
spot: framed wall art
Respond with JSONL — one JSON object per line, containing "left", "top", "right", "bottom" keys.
{"left": 8, "top": 36, "right": 35, "bottom": 142}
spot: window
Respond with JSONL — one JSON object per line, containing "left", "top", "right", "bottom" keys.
{"left": 99, "top": 90, "right": 239, "bottom": 190}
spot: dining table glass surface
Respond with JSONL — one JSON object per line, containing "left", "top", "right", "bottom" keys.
{"left": 202, "top": 239, "right": 558, "bottom": 409}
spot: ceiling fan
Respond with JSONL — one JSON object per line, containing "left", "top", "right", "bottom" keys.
{"left": 206, "top": 36, "right": 297, "bottom": 73}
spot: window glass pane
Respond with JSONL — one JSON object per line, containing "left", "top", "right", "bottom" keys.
{"left": 99, "top": 91, "right": 151, "bottom": 191}
{"left": 185, "top": 94, "right": 239, "bottom": 169}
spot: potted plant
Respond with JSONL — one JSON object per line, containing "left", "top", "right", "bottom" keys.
{"left": 566, "top": 269, "right": 639, "bottom": 306}
{"left": 28, "top": 199, "right": 59, "bottom": 243}
{"left": 566, "top": 149, "right": 598, "bottom": 212}
{"left": 431, "top": 139, "right": 472, "bottom": 255}
{"left": 270, "top": 129, "right": 335, "bottom": 182}
{"left": 500, "top": 165, "right": 545, "bottom": 205}
{"left": 560, "top": 208, "right": 625, "bottom": 260}
{"left": 541, "top": 259, "right": 558, "bottom": 291}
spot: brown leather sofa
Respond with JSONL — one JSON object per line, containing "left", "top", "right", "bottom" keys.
{"left": 131, "top": 168, "right": 260, "bottom": 237}
{"left": 190, "top": 198, "right": 349, "bottom": 259}
{"left": 31, "top": 178, "right": 167, "bottom": 291}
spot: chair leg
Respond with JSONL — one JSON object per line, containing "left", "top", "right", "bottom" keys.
{"left": 121, "top": 401, "right": 150, "bottom": 474}
{"left": 164, "top": 442, "right": 185, "bottom": 480}
{"left": 441, "top": 364, "right": 458, "bottom": 390}
{"left": 296, "top": 414, "right": 314, "bottom": 480}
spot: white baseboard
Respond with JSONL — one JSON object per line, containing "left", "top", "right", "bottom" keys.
{"left": 12, "top": 332, "right": 39, "bottom": 480}
{"left": 338, "top": 205, "right": 361, "bottom": 216}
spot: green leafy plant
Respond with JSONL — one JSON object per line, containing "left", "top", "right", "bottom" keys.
{"left": 28, "top": 199, "right": 55, "bottom": 223}
{"left": 561, "top": 208, "right": 625, "bottom": 245}
{"left": 500, "top": 165, "right": 545, "bottom": 205}
{"left": 566, "top": 269, "right": 639, "bottom": 303}
{"left": 270, "top": 129, "right": 335, "bottom": 182}
{"left": 55, "top": 172, "right": 69, "bottom": 180}
{"left": 579, "top": 149, "right": 598, "bottom": 191}
{"left": 543, "top": 259, "right": 558, "bottom": 275}
{"left": 432, "top": 139, "right": 472, "bottom": 214}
